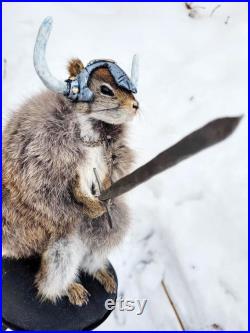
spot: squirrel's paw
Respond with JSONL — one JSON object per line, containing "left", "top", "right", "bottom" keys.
{"left": 83, "top": 199, "right": 106, "bottom": 219}
{"left": 94, "top": 269, "right": 117, "bottom": 294}
{"left": 67, "top": 282, "right": 90, "bottom": 306}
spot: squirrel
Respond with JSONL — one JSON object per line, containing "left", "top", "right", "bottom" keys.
{"left": 2, "top": 58, "right": 139, "bottom": 306}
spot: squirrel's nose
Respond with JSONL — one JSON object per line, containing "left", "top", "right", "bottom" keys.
{"left": 132, "top": 101, "right": 139, "bottom": 111}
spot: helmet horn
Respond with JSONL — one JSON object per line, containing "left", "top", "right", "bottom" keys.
{"left": 131, "top": 54, "right": 139, "bottom": 88}
{"left": 33, "top": 17, "right": 67, "bottom": 94}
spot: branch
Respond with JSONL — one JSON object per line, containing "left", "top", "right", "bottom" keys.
{"left": 100, "top": 116, "right": 242, "bottom": 201}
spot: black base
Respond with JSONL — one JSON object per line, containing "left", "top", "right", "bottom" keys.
{"left": 2, "top": 257, "right": 117, "bottom": 331}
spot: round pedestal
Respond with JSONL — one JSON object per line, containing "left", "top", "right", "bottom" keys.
{"left": 2, "top": 257, "right": 117, "bottom": 331}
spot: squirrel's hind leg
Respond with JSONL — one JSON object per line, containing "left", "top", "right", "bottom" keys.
{"left": 81, "top": 253, "right": 117, "bottom": 294}
{"left": 93, "top": 268, "right": 117, "bottom": 294}
{"left": 35, "top": 233, "right": 89, "bottom": 306}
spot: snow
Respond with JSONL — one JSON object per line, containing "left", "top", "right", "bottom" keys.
{"left": 2, "top": 2, "right": 248, "bottom": 331}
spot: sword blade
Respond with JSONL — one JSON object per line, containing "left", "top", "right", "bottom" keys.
{"left": 100, "top": 116, "right": 242, "bottom": 201}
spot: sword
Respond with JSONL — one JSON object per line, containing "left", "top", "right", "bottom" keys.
{"left": 93, "top": 167, "right": 113, "bottom": 228}
{"left": 100, "top": 116, "right": 242, "bottom": 201}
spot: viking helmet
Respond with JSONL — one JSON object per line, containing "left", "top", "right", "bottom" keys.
{"left": 33, "top": 17, "right": 139, "bottom": 102}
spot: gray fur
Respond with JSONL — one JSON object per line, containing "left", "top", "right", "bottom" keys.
{"left": 3, "top": 90, "right": 133, "bottom": 256}
{"left": 2, "top": 65, "right": 137, "bottom": 303}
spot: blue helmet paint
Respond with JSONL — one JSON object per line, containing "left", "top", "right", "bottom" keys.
{"left": 65, "top": 59, "right": 137, "bottom": 102}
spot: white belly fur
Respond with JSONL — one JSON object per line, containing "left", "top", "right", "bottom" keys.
{"left": 78, "top": 146, "right": 108, "bottom": 197}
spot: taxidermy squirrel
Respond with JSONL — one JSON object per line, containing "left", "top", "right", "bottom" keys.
{"left": 2, "top": 17, "right": 139, "bottom": 306}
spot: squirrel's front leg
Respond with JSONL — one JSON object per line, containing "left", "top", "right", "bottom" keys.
{"left": 72, "top": 174, "right": 106, "bottom": 219}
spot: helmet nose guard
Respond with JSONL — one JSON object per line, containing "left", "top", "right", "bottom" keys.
{"left": 65, "top": 60, "right": 137, "bottom": 102}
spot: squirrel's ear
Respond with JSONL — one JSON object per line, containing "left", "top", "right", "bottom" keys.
{"left": 67, "top": 58, "right": 84, "bottom": 78}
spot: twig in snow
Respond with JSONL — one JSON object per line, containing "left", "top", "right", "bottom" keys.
{"left": 100, "top": 116, "right": 242, "bottom": 201}
{"left": 184, "top": 2, "right": 193, "bottom": 10}
{"left": 211, "top": 323, "right": 223, "bottom": 330}
{"left": 210, "top": 5, "right": 221, "bottom": 17}
{"left": 185, "top": 2, "right": 206, "bottom": 18}
{"left": 224, "top": 16, "right": 230, "bottom": 25}
{"left": 140, "top": 230, "right": 155, "bottom": 242}
{"left": 161, "top": 280, "right": 185, "bottom": 331}
{"left": 3, "top": 58, "right": 7, "bottom": 80}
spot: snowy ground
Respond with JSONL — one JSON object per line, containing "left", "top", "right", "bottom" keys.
{"left": 2, "top": 2, "right": 248, "bottom": 331}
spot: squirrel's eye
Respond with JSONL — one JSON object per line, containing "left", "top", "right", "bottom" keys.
{"left": 100, "top": 85, "right": 114, "bottom": 97}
